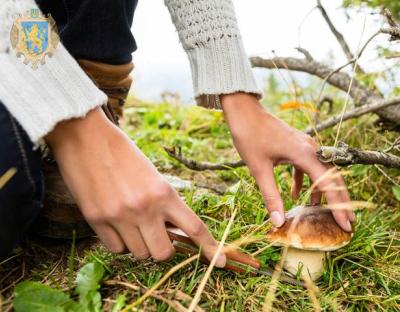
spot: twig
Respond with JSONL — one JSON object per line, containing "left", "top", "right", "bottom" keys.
{"left": 164, "top": 146, "right": 244, "bottom": 170}
{"left": 382, "top": 8, "right": 400, "bottom": 29}
{"left": 317, "top": 96, "right": 334, "bottom": 114}
{"left": 314, "top": 95, "right": 334, "bottom": 124}
{"left": 381, "top": 27, "right": 400, "bottom": 41}
{"left": 296, "top": 47, "right": 314, "bottom": 61}
{"left": 306, "top": 96, "right": 400, "bottom": 135}
{"left": 381, "top": 9, "right": 400, "bottom": 41}
{"left": 316, "top": 142, "right": 400, "bottom": 168}
{"left": 316, "top": 0, "right": 365, "bottom": 74}
{"left": 374, "top": 165, "right": 400, "bottom": 187}
{"left": 383, "top": 137, "right": 400, "bottom": 153}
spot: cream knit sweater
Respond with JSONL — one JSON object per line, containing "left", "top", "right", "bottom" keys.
{"left": 0, "top": 0, "right": 261, "bottom": 144}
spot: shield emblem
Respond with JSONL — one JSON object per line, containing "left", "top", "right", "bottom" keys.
{"left": 20, "top": 21, "right": 49, "bottom": 55}
{"left": 10, "top": 9, "right": 59, "bottom": 69}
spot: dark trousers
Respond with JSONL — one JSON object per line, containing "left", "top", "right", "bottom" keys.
{"left": 0, "top": 103, "right": 44, "bottom": 259}
{"left": 0, "top": 1, "right": 137, "bottom": 258}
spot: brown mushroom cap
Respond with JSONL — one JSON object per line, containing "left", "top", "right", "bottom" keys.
{"left": 267, "top": 205, "right": 353, "bottom": 251}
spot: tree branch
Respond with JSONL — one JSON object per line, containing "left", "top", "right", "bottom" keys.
{"left": 249, "top": 56, "right": 400, "bottom": 123}
{"left": 381, "top": 27, "right": 400, "bottom": 41}
{"left": 250, "top": 56, "right": 376, "bottom": 104}
{"left": 382, "top": 8, "right": 400, "bottom": 29}
{"left": 316, "top": 0, "right": 366, "bottom": 74}
{"left": 295, "top": 47, "right": 314, "bottom": 61}
{"left": 316, "top": 142, "right": 400, "bottom": 168}
{"left": 163, "top": 147, "right": 244, "bottom": 171}
{"left": 306, "top": 96, "right": 400, "bottom": 135}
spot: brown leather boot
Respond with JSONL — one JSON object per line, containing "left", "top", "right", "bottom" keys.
{"left": 32, "top": 60, "right": 133, "bottom": 239}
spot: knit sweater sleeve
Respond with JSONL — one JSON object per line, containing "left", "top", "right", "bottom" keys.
{"left": 0, "top": 0, "right": 107, "bottom": 144}
{"left": 164, "top": 0, "right": 262, "bottom": 109}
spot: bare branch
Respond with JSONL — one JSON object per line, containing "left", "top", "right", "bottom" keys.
{"left": 382, "top": 8, "right": 400, "bottom": 29}
{"left": 384, "top": 137, "right": 400, "bottom": 153}
{"left": 317, "top": 142, "right": 400, "bottom": 168}
{"left": 250, "top": 56, "right": 400, "bottom": 123}
{"left": 250, "top": 56, "right": 377, "bottom": 104}
{"left": 317, "top": 96, "right": 334, "bottom": 113}
{"left": 316, "top": 0, "right": 365, "bottom": 74}
{"left": 296, "top": 47, "right": 314, "bottom": 61}
{"left": 306, "top": 96, "right": 400, "bottom": 135}
{"left": 164, "top": 146, "right": 244, "bottom": 171}
{"left": 381, "top": 27, "right": 400, "bottom": 41}
{"left": 314, "top": 96, "right": 334, "bottom": 124}
{"left": 381, "top": 9, "right": 400, "bottom": 41}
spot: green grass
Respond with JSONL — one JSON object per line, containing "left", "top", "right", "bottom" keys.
{"left": 1, "top": 98, "right": 399, "bottom": 311}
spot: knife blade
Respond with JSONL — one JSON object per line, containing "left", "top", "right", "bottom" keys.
{"left": 166, "top": 225, "right": 305, "bottom": 287}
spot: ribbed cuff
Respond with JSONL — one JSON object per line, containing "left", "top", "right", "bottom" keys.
{"left": 187, "top": 36, "right": 262, "bottom": 109}
{"left": 0, "top": 45, "right": 107, "bottom": 144}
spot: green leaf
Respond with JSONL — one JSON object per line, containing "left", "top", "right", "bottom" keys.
{"left": 13, "top": 281, "right": 73, "bottom": 312}
{"left": 112, "top": 295, "right": 126, "bottom": 312}
{"left": 75, "top": 262, "right": 104, "bottom": 312}
{"left": 392, "top": 186, "right": 400, "bottom": 201}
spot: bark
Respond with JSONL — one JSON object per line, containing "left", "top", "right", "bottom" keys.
{"left": 306, "top": 96, "right": 400, "bottom": 135}
{"left": 317, "top": 142, "right": 400, "bottom": 168}
{"left": 250, "top": 56, "right": 400, "bottom": 124}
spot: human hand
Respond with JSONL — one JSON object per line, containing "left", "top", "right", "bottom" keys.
{"left": 46, "top": 107, "right": 226, "bottom": 266}
{"left": 221, "top": 93, "right": 355, "bottom": 232}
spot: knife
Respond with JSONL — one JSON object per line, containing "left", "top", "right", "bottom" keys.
{"left": 166, "top": 225, "right": 305, "bottom": 287}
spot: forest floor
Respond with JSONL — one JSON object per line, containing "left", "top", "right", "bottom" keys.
{"left": 1, "top": 98, "right": 399, "bottom": 311}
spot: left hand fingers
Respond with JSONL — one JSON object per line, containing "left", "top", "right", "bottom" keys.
{"left": 300, "top": 158, "right": 353, "bottom": 232}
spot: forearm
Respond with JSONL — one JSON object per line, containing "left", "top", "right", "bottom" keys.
{"left": 0, "top": 0, "right": 107, "bottom": 144}
{"left": 164, "top": 0, "right": 262, "bottom": 109}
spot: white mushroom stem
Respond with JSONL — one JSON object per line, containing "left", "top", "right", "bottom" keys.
{"left": 283, "top": 248, "right": 326, "bottom": 281}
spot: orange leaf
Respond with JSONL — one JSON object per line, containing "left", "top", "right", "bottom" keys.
{"left": 279, "top": 101, "right": 317, "bottom": 112}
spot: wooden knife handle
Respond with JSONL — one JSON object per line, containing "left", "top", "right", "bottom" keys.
{"left": 166, "top": 225, "right": 261, "bottom": 274}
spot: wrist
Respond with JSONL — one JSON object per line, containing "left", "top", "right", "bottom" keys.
{"left": 45, "top": 107, "right": 114, "bottom": 150}
{"left": 220, "top": 92, "right": 263, "bottom": 113}
{"left": 221, "top": 93, "right": 267, "bottom": 136}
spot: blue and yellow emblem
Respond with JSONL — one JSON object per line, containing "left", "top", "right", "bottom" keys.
{"left": 10, "top": 9, "right": 59, "bottom": 70}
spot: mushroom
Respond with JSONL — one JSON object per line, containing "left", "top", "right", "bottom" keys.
{"left": 266, "top": 205, "right": 353, "bottom": 281}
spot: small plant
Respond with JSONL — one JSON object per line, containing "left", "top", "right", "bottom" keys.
{"left": 13, "top": 262, "right": 108, "bottom": 312}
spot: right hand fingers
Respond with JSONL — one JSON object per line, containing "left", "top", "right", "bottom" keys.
{"left": 252, "top": 162, "right": 285, "bottom": 228}
{"left": 166, "top": 196, "right": 226, "bottom": 268}
{"left": 139, "top": 218, "right": 175, "bottom": 262}
{"left": 116, "top": 224, "right": 150, "bottom": 260}
{"left": 91, "top": 223, "right": 126, "bottom": 254}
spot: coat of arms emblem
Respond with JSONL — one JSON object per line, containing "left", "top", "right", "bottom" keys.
{"left": 10, "top": 9, "right": 59, "bottom": 70}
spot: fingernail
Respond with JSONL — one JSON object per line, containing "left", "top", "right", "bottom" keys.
{"left": 271, "top": 211, "right": 285, "bottom": 228}
{"left": 345, "top": 220, "right": 352, "bottom": 232}
{"left": 215, "top": 253, "right": 227, "bottom": 268}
